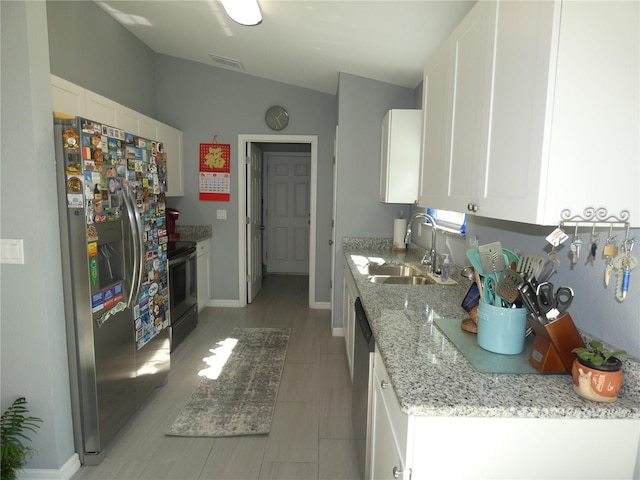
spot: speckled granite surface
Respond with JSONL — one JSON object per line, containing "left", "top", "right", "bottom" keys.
{"left": 343, "top": 237, "right": 640, "bottom": 420}
{"left": 176, "top": 225, "right": 212, "bottom": 242}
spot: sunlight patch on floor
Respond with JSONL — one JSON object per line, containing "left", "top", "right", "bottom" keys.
{"left": 198, "top": 337, "right": 238, "bottom": 379}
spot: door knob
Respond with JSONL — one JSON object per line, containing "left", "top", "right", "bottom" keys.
{"left": 328, "top": 239, "right": 334, "bottom": 245}
{"left": 259, "top": 225, "right": 265, "bottom": 231}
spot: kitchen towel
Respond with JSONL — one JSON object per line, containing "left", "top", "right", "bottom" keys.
{"left": 393, "top": 218, "right": 407, "bottom": 251}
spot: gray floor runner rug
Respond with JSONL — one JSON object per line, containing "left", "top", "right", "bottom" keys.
{"left": 167, "top": 327, "right": 290, "bottom": 437}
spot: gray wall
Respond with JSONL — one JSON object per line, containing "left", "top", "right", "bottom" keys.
{"left": 1, "top": 0, "right": 75, "bottom": 470}
{"left": 409, "top": 208, "right": 640, "bottom": 359}
{"left": 332, "top": 72, "right": 416, "bottom": 329}
{"left": 47, "top": 0, "right": 157, "bottom": 117}
{"left": 154, "top": 54, "right": 337, "bottom": 302}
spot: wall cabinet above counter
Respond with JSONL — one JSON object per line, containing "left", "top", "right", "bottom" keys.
{"left": 418, "top": 0, "right": 639, "bottom": 227}
{"left": 379, "top": 109, "right": 421, "bottom": 204}
{"left": 51, "top": 75, "right": 184, "bottom": 197}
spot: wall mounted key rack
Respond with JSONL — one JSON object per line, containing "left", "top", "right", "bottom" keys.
{"left": 555, "top": 207, "right": 635, "bottom": 302}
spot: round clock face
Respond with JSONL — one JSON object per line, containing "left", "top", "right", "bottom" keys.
{"left": 265, "top": 106, "right": 289, "bottom": 131}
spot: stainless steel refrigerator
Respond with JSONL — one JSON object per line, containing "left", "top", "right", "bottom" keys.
{"left": 54, "top": 116, "right": 170, "bottom": 465}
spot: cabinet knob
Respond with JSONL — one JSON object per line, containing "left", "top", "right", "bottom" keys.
{"left": 467, "top": 203, "right": 479, "bottom": 212}
{"left": 393, "top": 466, "right": 410, "bottom": 479}
{"left": 349, "top": 299, "right": 354, "bottom": 307}
{"left": 381, "top": 379, "right": 388, "bottom": 389}
{"left": 329, "top": 239, "right": 334, "bottom": 245}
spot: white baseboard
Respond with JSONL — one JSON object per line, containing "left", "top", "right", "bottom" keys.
{"left": 206, "top": 300, "right": 330, "bottom": 309}
{"left": 311, "top": 301, "right": 331, "bottom": 310}
{"left": 333, "top": 327, "right": 345, "bottom": 337}
{"left": 19, "top": 454, "right": 80, "bottom": 480}
{"left": 208, "top": 299, "right": 242, "bottom": 307}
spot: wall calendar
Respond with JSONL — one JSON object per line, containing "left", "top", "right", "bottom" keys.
{"left": 199, "top": 143, "right": 231, "bottom": 201}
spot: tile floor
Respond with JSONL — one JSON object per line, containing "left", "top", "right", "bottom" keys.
{"left": 72, "top": 275, "right": 360, "bottom": 480}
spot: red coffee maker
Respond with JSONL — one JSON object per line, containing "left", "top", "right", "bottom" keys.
{"left": 167, "top": 208, "right": 181, "bottom": 241}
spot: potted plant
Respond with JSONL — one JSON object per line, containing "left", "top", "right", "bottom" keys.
{"left": 1, "top": 397, "right": 42, "bottom": 480}
{"left": 571, "top": 341, "right": 627, "bottom": 403}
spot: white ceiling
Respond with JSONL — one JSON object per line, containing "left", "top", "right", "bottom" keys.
{"left": 95, "top": 1, "right": 476, "bottom": 95}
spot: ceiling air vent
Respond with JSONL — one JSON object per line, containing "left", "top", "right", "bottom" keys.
{"left": 208, "top": 54, "right": 244, "bottom": 69}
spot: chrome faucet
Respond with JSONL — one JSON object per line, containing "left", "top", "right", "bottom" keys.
{"left": 404, "top": 213, "right": 438, "bottom": 273}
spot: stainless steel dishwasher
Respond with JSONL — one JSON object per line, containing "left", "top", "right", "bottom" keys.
{"left": 352, "top": 297, "right": 375, "bottom": 479}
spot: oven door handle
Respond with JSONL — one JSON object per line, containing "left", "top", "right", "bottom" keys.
{"left": 169, "top": 249, "right": 197, "bottom": 267}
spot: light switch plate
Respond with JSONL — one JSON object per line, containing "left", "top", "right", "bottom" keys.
{"left": 216, "top": 209, "right": 227, "bottom": 220}
{"left": 1, "top": 238, "right": 24, "bottom": 264}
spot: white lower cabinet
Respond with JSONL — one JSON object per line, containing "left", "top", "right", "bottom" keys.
{"left": 369, "top": 349, "right": 410, "bottom": 480}
{"left": 196, "top": 239, "right": 210, "bottom": 312}
{"left": 343, "top": 262, "right": 357, "bottom": 381}
{"left": 368, "top": 346, "right": 639, "bottom": 479}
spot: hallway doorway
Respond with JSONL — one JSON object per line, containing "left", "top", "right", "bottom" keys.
{"left": 237, "top": 134, "right": 318, "bottom": 308}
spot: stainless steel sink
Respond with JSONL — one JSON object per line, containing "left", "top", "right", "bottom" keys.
{"left": 363, "top": 264, "right": 424, "bottom": 277}
{"left": 368, "top": 275, "right": 436, "bottom": 285}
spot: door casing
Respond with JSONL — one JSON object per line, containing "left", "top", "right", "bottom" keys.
{"left": 237, "top": 134, "right": 318, "bottom": 308}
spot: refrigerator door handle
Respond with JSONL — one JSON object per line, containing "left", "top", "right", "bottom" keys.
{"left": 129, "top": 189, "right": 145, "bottom": 304}
{"left": 123, "top": 187, "right": 142, "bottom": 308}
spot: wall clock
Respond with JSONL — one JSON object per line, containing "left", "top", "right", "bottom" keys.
{"left": 265, "top": 106, "right": 289, "bottom": 131}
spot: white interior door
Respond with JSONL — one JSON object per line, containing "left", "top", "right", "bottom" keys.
{"left": 330, "top": 126, "right": 338, "bottom": 325}
{"left": 266, "top": 153, "right": 310, "bottom": 274}
{"left": 246, "top": 142, "right": 263, "bottom": 303}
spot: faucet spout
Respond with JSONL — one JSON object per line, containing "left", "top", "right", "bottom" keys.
{"left": 404, "top": 213, "right": 439, "bottom": 274}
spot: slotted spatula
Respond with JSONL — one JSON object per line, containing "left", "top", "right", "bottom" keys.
{"left": 478, "top": 242, "right": 505, "bottom": 305}
{"left": 496, "top": 269, "right": 524, "bottom": 305}
{"left": 478, "top": 242, "right": 505, "bottom": 277}
{"left": 517, "top": 253, "right": 546, "bottom": 280}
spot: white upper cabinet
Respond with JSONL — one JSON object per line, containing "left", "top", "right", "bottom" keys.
{"left": 379, "top": 109, "right": 422, "bottom": 204}
{"left": 419, "top": 1, "right": 495, "bottom": 212}
{"left": 51, "top": 75, "right": 86, "bottom": 117}
{"left": 158, "top": 122, "right": 184, "bottom": 197}
{"left": 84, "top": 90, "right": 119, "bottom": 126}
{"left": 117, "top": 105, "right": 142, "bottom": 135}
{"left": 139, "top": 114, "right": 159, "bottom": 140}
{"left": 51, "top": 75, "right": 185, "bottom": 197}
{"left": 419, "top": 1, "right": 639, "bottom": 226}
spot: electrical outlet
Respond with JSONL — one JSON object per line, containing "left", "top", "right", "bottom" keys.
{"left": 216, "top": 209, "right": 227, "bottom": 220}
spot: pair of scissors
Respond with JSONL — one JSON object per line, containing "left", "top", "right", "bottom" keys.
{"left": 536, "top": 282, "right": 573, "bottom": 320}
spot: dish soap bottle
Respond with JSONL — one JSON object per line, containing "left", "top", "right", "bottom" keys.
{"left": 441, "top": 254, "right": 450, "bottom": 283}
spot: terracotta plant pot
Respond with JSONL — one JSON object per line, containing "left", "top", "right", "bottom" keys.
{"left": 571, "top": 357, "right": 624, "bottom": 403}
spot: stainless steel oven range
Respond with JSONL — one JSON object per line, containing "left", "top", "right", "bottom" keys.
{"left": 167, "top": 241, "right": 198, "bottom": 351}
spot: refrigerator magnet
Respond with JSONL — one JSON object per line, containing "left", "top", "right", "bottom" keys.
{"left": 63, "top": 128, "right": 79, "bottom": 149}
{"left": 66, "top": 193, "right": 83, "bottom": 208}
{"left": 86, "top": 225, "right": 98, "bottom": 242}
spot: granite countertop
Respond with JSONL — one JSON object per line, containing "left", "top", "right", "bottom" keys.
{"left": 176, "top": 225, "right": 212, "bottom": 243}
{"left": 343, "top": 237, "right": 640, "bottom": 420}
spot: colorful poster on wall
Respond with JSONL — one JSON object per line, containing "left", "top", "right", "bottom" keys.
{"left": 199, "top": 143, "right": 231, "bottom": 201}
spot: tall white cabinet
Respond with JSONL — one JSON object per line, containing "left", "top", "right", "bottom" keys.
{"left": 379, "top": 110, "right": 421, "bottom": 204}
{"left": 51, "top": 75, "right": 185, "bottom": 197}
{"left": 419, "top": 0, "right": 639, "bottom": 226}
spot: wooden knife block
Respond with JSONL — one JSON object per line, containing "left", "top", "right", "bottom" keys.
{"left": 528, "top": 313, "right": 585, "bottom": 373}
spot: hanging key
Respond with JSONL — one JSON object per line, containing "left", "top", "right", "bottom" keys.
{"left": 570, "top": 235, "right": 582, "bottom": 265}
{"left": 603, "top": 235, "right": 618, "bottom": 286}
{"left": 613, "top": 239, "right": 637, "bottom": 302}
{"left": 586, "top": 242, "right": 597, "bottom": 265}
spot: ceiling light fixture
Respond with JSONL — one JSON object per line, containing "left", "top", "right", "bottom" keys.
{"left": 220, "top": 0, "right": 262, "bottom": 26}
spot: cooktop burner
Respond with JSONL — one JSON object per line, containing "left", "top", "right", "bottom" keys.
{"left": 167, "top": 241, "right": 196, "bottom": 260}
